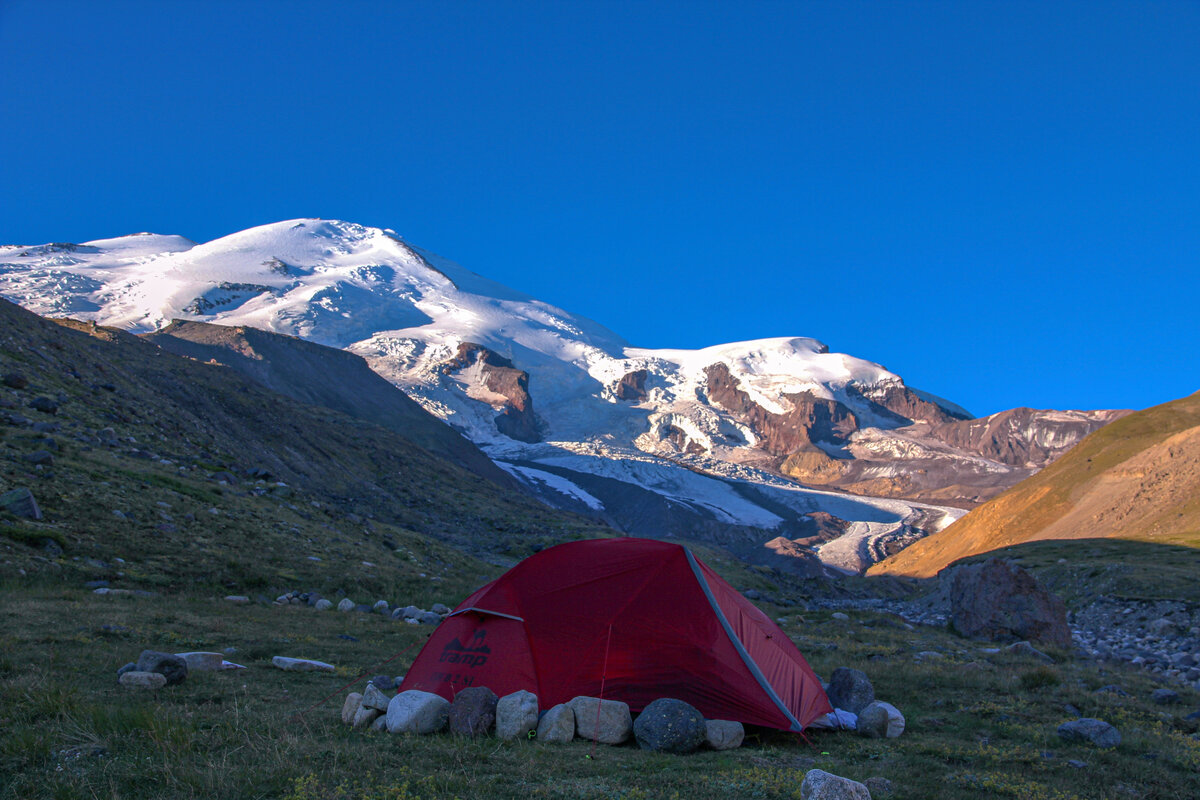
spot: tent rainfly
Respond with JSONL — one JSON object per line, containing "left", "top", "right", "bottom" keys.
{"left": 398, "top": 538, "right": 832, "bottom": 731}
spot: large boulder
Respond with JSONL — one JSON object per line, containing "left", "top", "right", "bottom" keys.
{"left": 569, "top": 696, "right": 632, "bottom": 745}
{"left": 1058, "top": 718, "right": 1121, "bottom": 749}
{"left": 448, "top": 687, "right": 499, "bottom": 737}
{"left": 945, "top": 559, "right": 1071, "bottom": 647}
{"left": 0, "top": 488, "right": 41, "bottom": 521}
{"left": 386, "top": 690, "right": 449, "bottom": 735}
{"left": 800, "top": 769, "right": 871, "bottom": 800}
{"left": 825, "top": 668, "right": 874, "bottom": 715}
{"left": 496, "top": 690, "right": 539, "bottom": 740}
{"left": 536, "top": 703, "right": 575, "bottom": 744}
{"left": 29, "top": 396, "right": 58, "bottom": 414}
{"left": 856, "top": 701, "right": 905, "bottom": 739}
{"left": 633, "top": 698, "right": 707, "bottom": 753}
{"left": 136, "top": 650, "right": 188, "bottom": 686}
{"left": 704, "top": 720, "right": 745, "bottom": 750}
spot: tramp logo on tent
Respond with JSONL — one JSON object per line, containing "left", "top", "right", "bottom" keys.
{"left": 438, "top": 629, "right": 491, "bottom": 668}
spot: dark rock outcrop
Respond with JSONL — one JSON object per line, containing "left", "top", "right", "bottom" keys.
{"left": 612, "top": 369, "right": 649, "bottom": 402}
{"left": 698, "top": 362, "right": 1123, "bottom": 512}
{"left": 913, "top": 407, "right": 1128, "bottom": 468}
{"left": 442, "top": 342, "right": 540, "bottom": 443}
{"left": 704, "top": 363, "right": 857, "bottom": 456}
{"left": 847, "top": 382, "right": 969, "bottom": 426}
{"left": 945, "top": 559, "right": 1071, "bottom": 647}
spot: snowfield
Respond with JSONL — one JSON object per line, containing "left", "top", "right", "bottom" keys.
{"left": 1, "top": 219, "right": 971, "bottom": 572}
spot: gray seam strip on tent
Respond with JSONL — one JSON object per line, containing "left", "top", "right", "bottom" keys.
{"left": 448, "top": 607, "right": 525, "bottom": 622}
{"left": 684, "top": 548, "right": 804, "bottom": 732}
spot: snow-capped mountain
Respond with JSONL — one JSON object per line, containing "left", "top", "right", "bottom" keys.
{"left": 0, "top": 220, "right": 1120, "bottom": 573}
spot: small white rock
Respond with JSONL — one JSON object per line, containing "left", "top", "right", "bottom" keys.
{"left": 705, "top": 719, "right": 745, "bottom": 750}
{"left": 353, "top": 706, "right": 381, "bottom": 729}
{"left": 342, "top": 693, "right": 364, "bottom": 725}
{"left": 119, "top": 671, "right": 167, "bottom": 689}
{"left": 272, "top": 656, "right": 335, "bottom": 672}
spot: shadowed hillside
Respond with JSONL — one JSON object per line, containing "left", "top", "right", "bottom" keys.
{"left": 143, "top": 319, "right": 515, "bottom": 487}
{"left": 0, "top": 299, "right": 612, "bottom": 593}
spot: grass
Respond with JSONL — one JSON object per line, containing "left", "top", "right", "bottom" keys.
{"left": 951, "top": 539, "right": 1200, "bottom": 606}
{"left": 3, "top": 295, "right": 1199, "bottom": 797}
{"left": 2, "top": 587, "right": 1199, "bottom": 799}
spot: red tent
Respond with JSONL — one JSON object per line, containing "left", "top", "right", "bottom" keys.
{"left": 398, "top": 538, "right": 831, "bottom": 731}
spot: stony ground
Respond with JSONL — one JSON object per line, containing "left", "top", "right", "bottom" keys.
{"left": 3, "top": 581, "right": 1199, "bottom": 800}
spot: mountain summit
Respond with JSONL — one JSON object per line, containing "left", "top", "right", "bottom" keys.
{"left": 0, "top": 219, "right": 1121, "bottom": 573}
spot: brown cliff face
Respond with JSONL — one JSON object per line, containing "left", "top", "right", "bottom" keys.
{"left": 612, "top": 369, "right": 649, "bottom": 402}
{"left": 442, "top": 342, "right": 540, "bottom": 443}
{"left": 848, "top": 383, "right": 971, "bottom": 426}
{"left": 703, "top": 363, "right": 858, "bottom": 456}
{"left": 699, "top": 363, "right": 1125, "bottom": 511}
{"left": 916, "top": 407, "right": 1129, "bottom": 467}
{"left": 779, "top": 449, "right": 849, "bottom": 484}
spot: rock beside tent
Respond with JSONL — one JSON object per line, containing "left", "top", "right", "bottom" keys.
{"left": 339, "top": 686, "right": 744, "bottom": 753}
{"left": 945, "top": 559, "right": 1072, "bottom": 648}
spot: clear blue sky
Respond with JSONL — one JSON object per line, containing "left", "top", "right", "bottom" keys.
{"left": 2, "top": 1, "right": 1197, "bottom": 416}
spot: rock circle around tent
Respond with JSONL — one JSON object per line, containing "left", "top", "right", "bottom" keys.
{"left": 339, "top": 686, "right": 746, "bottom": 753}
